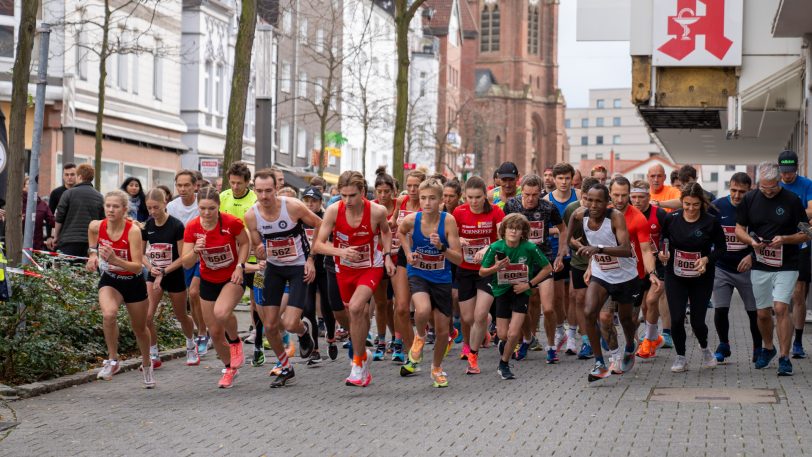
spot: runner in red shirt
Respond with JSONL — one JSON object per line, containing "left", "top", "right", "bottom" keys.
{"left": 182, "top": 187, "right": 250, "bottom": 389}
{"left": 371, "top": 169, "right": 398, "bottom": 360}
{"left": 313, "top": 171, "right": 395, "bottom": 387}
{"left": 86, "top": 190, "right": 153, "bottom": 388}
{"left": 452, "top": 176, "right": 504, "bottom": 374}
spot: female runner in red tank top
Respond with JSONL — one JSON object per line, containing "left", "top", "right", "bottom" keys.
{"left": 182, "top": 187, "right": 250, "bottom": 389}
{"left": 312, "top": 171, "right": 395, "bottom": 387}
{"left": 86, "top": 190, "right": 154, "bottom": 388}
{"left": 389, "top": 169, "right": 426, "bottom": 362}
{"left": 371, "top": 168, "right": 398, "bottom": 360}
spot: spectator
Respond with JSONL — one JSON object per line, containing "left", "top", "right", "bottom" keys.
{"left": 23, "top": 187, "right": 54, "bottom": 251}
{"left": 49, "top": 162, "right": 77, "bottom": 216}
{"left": 156, "top": 185, "right": 173, "bottom": 201}
{"left": 121, "top": 177, "right": 149, "bottom": 222}
{"left": 53, "top": 163, "right": 104, "bottom": 258}
{"left": 215, "top": 176, "right": 223, "bottom": 192}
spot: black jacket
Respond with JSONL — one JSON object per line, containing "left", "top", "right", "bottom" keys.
{"left": 55, "top": 182, "right": 104, "bottom": 246}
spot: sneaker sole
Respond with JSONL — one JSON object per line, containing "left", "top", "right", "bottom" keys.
{"left": 587, "top": 374, "right": 610, "bottom": 382}
{"left": 187, "top": 359, "right": 201, "bottom": 366}
{"left": 270, "top": 378, "right": 296, "bottom": 388}
{"left": 671, "top": 367, "right": 687, "bottom": 373}
{"left": 778, "top": 370, "right": 793, "bottom": 376}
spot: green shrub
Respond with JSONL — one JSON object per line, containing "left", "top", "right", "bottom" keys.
{"left": 0, "top": 266, "right": 185, "bottom": 385}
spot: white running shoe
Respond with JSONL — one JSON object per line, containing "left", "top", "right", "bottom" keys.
{"left": 671, "top": 355, "right": 688, "bottom": 373}
{"left": 554, "top": 329, "right": 567, "bottom": 352}
{"left": 186, "top": 346, "right": 200, "bottom": 366}
{"left": 142, "top": 364, "right": 156, "bottom": 388}
{"left": 97, "top": 360, "right": 120, "bottom": 380}
{"left": 702, "top": 348, "right": 718, "bottom": 369}
{"left": 566, "top": 336, "right": 578, "bottom": 354}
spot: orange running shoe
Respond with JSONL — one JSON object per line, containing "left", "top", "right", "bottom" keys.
{"left": 636, "top": 338, "right": 652, "bottom": 359}
{"left": 229, "top": 342, "right": 244, "bottom": 369}
{"left": 466, "top": 352, "right": 480, "bottom": 374}
{"left": 218, "top": 367, "right": 238, "bottom": 388}
{"left": 482, "top": 331, "right": 492, "bottom": 348}
{"left": 409, "top": 335, "right": 425, "bottom": 364}
{"left": 431, "top": 367, "right": 448, "bottom": 388}
{"left": 647, "top": 335, "right": 665, "bottom": 358}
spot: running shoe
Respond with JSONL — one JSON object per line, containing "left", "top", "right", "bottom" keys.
{"left": 497, "top": 361, "right": 516, "bottom": 380}
{"left": 459, "top": 342, "right": 470, "bottom": 361}
{"left": 426, "top": 328, "right": 436, "bottom": 345}
{"left": 753, "top": 348, "right": 761, "bottom": 363}
{"left": 636, "top": 338, "right": 652, "bottom": 359}
{"left": 755, "top": 347, "right": 777, "bottom": 369}
{"left": 244, "top": 327, "right": 256, "bottom": 344}
{"left": 150, "top": 355, "right": 163, "bottom": 370}
{"left": 299, "top": 318, "right": 315, "bottom": 358}
{"left": 488, "top": 321, "right": 497, "bottom": 340}
{"left": 555, "top": 329, "right": 567, "bottom": 353}
{"left": 142, "top": 363, "right": 156, "bottom": 389}
{"left": 515, "top": 342, "right": 529, "bottom": 361}
{"left": 198, "top": 336, "right": 210, "bottom": 356}
{"left": 588, "top": 360, "right": 611, "bottom": 382}
{"left": 392, "top": 339, "right": 406, "bottom": 364}
{"left": 701, "top": 348, "right": 718, "bottom": 369}
{"left": 186, "top": 346, "right": 200, "bottom": 366}
{"left": 251, "top": 349, "right": 265, "bottom": 367}
{"left": 620, "top": 343, "right": 637, "bottom": 373}
{"left": 366, "top": 334, "right": 374, "bottom": 347}
{"left": 270, "top": 367, "right": 296, "bottom": 387}
{"left": 306, "top": 351, "right": 322, "bottom": 367}
{"left": 336, "top": 327, "right": 349, "bottom": 341}
{"left": 229, "top": 342, "right": 244, "bottom": 369}
{"left": 546, "top": 348, "right": 558, "bottom": 364}
{"left": 400, "top": 360, "right": 419, "bottom": 377}
{"left": 431, "top": 367, "right": 449, "bottom": 388}
{"left": 360, "top": 350, "right": 373, "bottom": 386}
{"left": 386, "top": 340, "right": 395, "bottom": 353}
{"left": 647, "top": 335, "right": 665, "bottom": 358}
{"left": 218, "top": 367, "right": 238, "bottom": 388}
{"left": 671, "top": 355, "right": 688, "bottom": 373}
{"left": 345, "top": 362, "right": 364, "bottom": 386}
{"left": 609, "top": 357, "right": 623, "bottom": 375}
{"left": 714, "top": 342, "right": 731, "bottom": 363}
{"left": 449, "top": 327, "right": 459, "bottom": 347}
{"left": 445, "top": 333, "right": 454, "bottom": 357}
{"left": 528, "top": 336, "right": 543, "bottom": 352}
{"left": 97, "top": 360, "right": 120, "bottom": 380}
{"left": 565, "top": 336, "right": 578, "bottom": 355}
{"left": 269, "top": 361, "right": 283, "bottom": 377}
{"left": 662, "top": 332, "right": 673, "bottom": 348}
{"left": 578, "top": 342, "right": 594, "bottom": 360}
{"left": 792, "top": 341, "right": 807, "bottom": 359}
{"left": 778, "top": 356, "right": 793, "bottom": 376}
{"left": 328, "top": 340, "right": 338, "bottom": 360}
{"left": 409, "top": 335, "right": 425, "bottom": 364}
{"left": 482, "top": 330, "right": 492, "bottom": 349}
{"left": 453, "top": 322, "right": 463, "bottom": 344}
{"left": 466, "top": 352, "right": 480, "bottom": 374}
{"left": 373, "top": 342, "right": 386, "bottom": 361}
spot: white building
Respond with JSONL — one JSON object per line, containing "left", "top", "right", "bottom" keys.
{"left": 340, "top": 0, "right": 397, "bottom": 184}
{"left": 566, "top": 88, "right": 661, "bottom": 165}
{"left": 407, "top": 10, "right": 440, "bottom": 173}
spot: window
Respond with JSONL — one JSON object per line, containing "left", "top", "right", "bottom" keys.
{"left": 106, "top": 55, "right": 114, "bottom": 87}
{"left": 100, "top": 161, "right": 121, "bottom": 194}
{"left": 124, "top": 165, "right": 148, "bottom": 189}
{"left": 75, "top": 29, "right": 88, "bottom": 80}
{"left": 527, "top": 4, "right": 539, "bottom": 54}
{"left": 204, "top": 61, "right": 212, "bottom": 111}
{"left": 480, "top": 5, "right": 500, "bottom": 52}
{"left": 581, "top": 118, "right": 588, "bottom": 128}
{"left": 580, "top": 153, "right": 588, "bottom": 160}
{"left": 280, "top": 122, "right": 290, "bottom": 154}
{"left": 565, "top": 119, "right": 571, "bottom": 128}
{"left": 282, "top": 10, "right": 292, "bottom": 35}
{"left": 117, "top": 30, "right": 129, "bottom": 90}
{"left": 0, "top": 1, "right": 14, "bottom": 58}
{"left": 613, "top": 117, "right": 621, "bottom": 127}
{"left": 298, "top": 71, "right": 308, "bottom": 98}
{"left": 724, "top": 181, "right": 730, "bottom": 190}
{"left": 316, "top": 28, "right": 324, "bottom": 53}
{"left": 580, "top": 136, "right": 588, "bottom": 146}
{"left": 710, "top": 172, "right": 719, "bottom": 182}
{"left": 612, "top": 135, "right": 620, "bottom": 144}
{"left": 315, "top": 78, "right": 323, "bottom": 105}
{"left": 297, "top": 128, "right": 307, "bottom": 158}
{"left": 281, "top": 61, "right": 291, "bottom": 93}
{"left": 131, "top": 53, "right": 139, "bottom": 94}
{"left": 596, "top": 135, "right": 604, "bottom": 145}
{"left": 298, "top": 17, "right": 308, "bottom": 44}
{"left": 153, "top": 45, "right": 163, "bottom": 100}
{"left": 596, "top": 118, "right": 604, "bottom": 127}
{"left": 152, "top": 170, "right": 175, "bottom": 190}
{"left": 613, "top": 98, "right": 621, "bottom": 108}
{"left": 215, "top": 63, "right": 224, "bottom": 115}
{"left": 596, "top": 99, "right": 605, "bottom": 109}
{"left": 596, "top": 153, "right": 604, "bottom": 160}
{"left": 724, "top": 165, "right": 736, "bottom": 171}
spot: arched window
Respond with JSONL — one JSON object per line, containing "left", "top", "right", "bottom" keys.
{"left": 480, "top": 3, "right": 500, "bottom": 52}
{"left": 528, "top": 2, "right": 540, "bottom": 54}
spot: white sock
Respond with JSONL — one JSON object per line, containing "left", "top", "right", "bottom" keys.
{"left": 186, "top": 338, "right": 195, "bottom": 349}
{"left": 611, "top": 347, "right": 622, "bottom": 361}
{"left": 646, "top": 321, "right": 658, "bottom": 340}
{"left": 567, "top": 327, "right": 577, "bottom": 338}
{"left": 150, "top": 345, "right": 158, "bottom": 356}
{"left": 556, "top": 325, "right": 565, "bottom": 336}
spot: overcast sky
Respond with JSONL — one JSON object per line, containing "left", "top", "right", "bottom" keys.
{"left": 557, "top": 1, "right": 630, "bottom": 108}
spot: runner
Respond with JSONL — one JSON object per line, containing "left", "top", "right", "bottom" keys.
{"left": 542, "top": 167, "right": 556, "bottom": 194}
{"left": 566, "top": 184, "right": 639, "bottom": 382}
{"left": 452, "top": 176, "right": 504, "bottom": 374}
{"left": 398, "top": 178, "right": 462, "bottom": 387}
{"left": 489, "top": 161, "right": 521, "bottom": 209}
{"left": 647, "top": 164, "right": 681, "bottom": 212}
{"left": 312, "top": 171, "right": 395, "bottom": 386}
{"left": 504, "top": 174, "right": 566, "bottom": 362}
{"left": 142, "top": 189, "right": 198, "bottom": 368}
{"left": 480, "top": 213, "right": 552, "bottom": 380}
{"left": 777, "top": 150, "right": 812, "bottom": 358}
{"left": 390, "top": 169, "right": 426, "bottom": 363}
{"left": 736, "top": 161, "right": 808, "bottom": 375}
{"left": 709, "top": 173, "right": 762, "bottom": 363}
{"left": 659, "top": 182, "right": 726, "bottom": 372}
{"left": 302, "top": 185, "right": 331, "bottom": 366}
{"left": 590, "top": 165, "right": 608, "bottom": 186}
{"left": 181, "top": 187, "right": 250, "bottom": 388}
{"left": 372, "top": 168, "right": 398, "bottom": 361}
{"left": 87, "top": 190, "right": 154, "bottom": 387}
{"left": 244, "top": 169, "right": 320, "bottom": 387}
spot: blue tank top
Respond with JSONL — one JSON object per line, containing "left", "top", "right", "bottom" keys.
{"left": 407, "top": 212, "right": 452, "bottom": 283}
{"left": 548, "top": 190, "right": 578, "bottom": 259}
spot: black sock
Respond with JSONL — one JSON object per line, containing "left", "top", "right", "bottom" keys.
{"left": 253, "top": 310, "right": 264, "bottom": 350}
{"left": 663, "top": 328, "right": 671, "bottom": 335}
{"left": 796, "top": 328, "right": 804, "bottom": 343}
{"left": 714, "top": 308, "right": 730, "bottom": 344}
{"left": 225, "top": 363, "right": 230, "bottom": 368}
{"left": 747, "top": 311, "right": 762, "bottom": 349}
{"left": 226, "top": 333, "right": 240, "bottom": 344}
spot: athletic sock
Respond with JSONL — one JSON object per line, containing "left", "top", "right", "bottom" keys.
{"left": 150, "top": 345, "right": 158, "bottom": 356}
{"left": 645, "top": 321, "right": 658, "bottom": 341}
{"left": 566, "top": 327, "right": 577, "bottom": 339}
{"left": 278, "top": 351, "right": 290, "bottom": 368}
{"left": 795, "top": 328, "right": 804, "bottom": 344}
{"left": 662, "top": 328, "right": 672, "bottom": 336}
{"left": 226, "top": 333, "right": 240, "bottom": 344}
{"left": 186, "top": 338, "right": 195, "bottom": 349}
{"left": 581, "top": 334, "right": 589, "bottom": 344}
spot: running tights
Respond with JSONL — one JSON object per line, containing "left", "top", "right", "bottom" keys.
{"left": 715, "top": 307, "right": 762, "bottom": 349}
{"left": 665, "top": 272, "right": 714, "bottom": 356}
{"left": 304, "top": 266, "right": 330, "bottom": 349}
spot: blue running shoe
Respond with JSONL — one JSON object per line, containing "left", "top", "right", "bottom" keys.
{"left": 578, "top": 342, "right": 594, "bottom": 360}
{"left": 391, "top": 339, "right": 406, "bottom": 364}
{"left": 755, "top": 347, "right": 777, "bottom": 369}
{"left": 662, "top": 332, "right": 674, "bottom": 348}
{"left": 515, "top": 342, "right": 529, "bottom": 361}
{"left": 778, "top": 356, "right": 793, "bottom": 376}
{"left": 715, "top": 342, "right": 731, "bottom": 363}
{"left": 373, "top": 342, "right": 386, "bottom": 361}
{"left": 792, "top": 341, "right": 807, "bottom": 359}
{"left": 546, "top": 348, "right": 558, "bottom": 364}
{"left": 346, "top": 340, "right": 353, "bottom": 360}
{"left": 454, "top": 323, "right": 464, "bottom": 344}
{"left": 753, "top": 348, "right": 761, "bottom": 363}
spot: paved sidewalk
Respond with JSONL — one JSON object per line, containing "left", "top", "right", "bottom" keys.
{"left": 2, "top": 295, "right": 812, "bottom": 456}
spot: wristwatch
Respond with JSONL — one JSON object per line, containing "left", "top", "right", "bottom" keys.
{"left": 438, "top": 244, "right": 447, "bottom": 252}
{"left": 597, "top": 244, "right": 605, "bottom": 254}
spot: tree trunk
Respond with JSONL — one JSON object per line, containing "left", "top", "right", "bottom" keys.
{"left": 5, "top": 0, "right": 38, "bottom": 265}
{"left": 94, "top": 0, "right": 111, "bottom": 190}
{"left": 318, "top": 115, "right": 327, "bottom": 176}
{"left": 393, "top": 0, "right": 425, "bottom": 185}
{"left": 222, "top": 0, "right": 257, "bottom": 177}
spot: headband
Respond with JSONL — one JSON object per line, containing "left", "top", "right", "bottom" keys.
{"left": 630, "top": 188, "right": 648, "bottom": 194}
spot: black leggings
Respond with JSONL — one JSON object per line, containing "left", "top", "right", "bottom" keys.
{"left": 305, "top": 264, "right": 329, "bottom": 350}
{"left": 323, "top": 268, "right": 344, "bottom": 341}
{"left": 665, "top": 271, "right": 714, "bottom": 356}
{"left": 715, "top": 308, "right": 762, "bottom": 349}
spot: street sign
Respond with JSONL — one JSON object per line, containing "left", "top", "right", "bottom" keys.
{"left": 456, "top": 153, "right": 475, "bottom": 171}
{"left": 652, "top": 0, "right": 742, "bottom": 67}
{"left": 199, "top": 158, "right": 220, "bottom": 177}
{"left": 403, "top": 163, "right": 416, "bottom": 170}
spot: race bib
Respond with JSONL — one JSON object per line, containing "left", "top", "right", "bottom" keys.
{"left": 674, "top": 250, "right": 701, "bottom": 278}
{"left": 462, "top": 237, "right": 489, "bottom": 264}
{"left": 723, "top": 226, "right": 746, "bottom": 251}
{"left": 497, "top": 263, "right": 529, "bottom": 285}
{"left": 413, "top": 252, "right": 445, "bottom": 271}
{"left": 529, "top": 221, "right": 545, "bottom": 244}
{"left": 390, "top": 226, "right": 401, "bottom": 254}
{"left": 756, "top": 245, "right": 783, "bottom": 268}
{"left": 266, "top": 238, "right": 298, "bottom": 262}
{"left": 200, "top": 245, "right": 235, "bottom": 270}
{"left": 99, "top": 240, "right": 129, "bottom": 273}
{"left": 594, "top": 253, "right": 619, "bottom": 271}
{"left": 305, "top": 228, "right": 315, "bottom": 245}
{"left": 146, "top": 242, "right": 173, "bottom": 269}
{"left": 396, "top": 210, "right": 414, "bottom": 225}
{"left": 340, "top": 243, "right": 372, "bottom": 269}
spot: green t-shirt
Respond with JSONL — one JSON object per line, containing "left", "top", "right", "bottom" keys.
{"left": 220, "top": 189, "right": 258, "bottom": 262}
{"left": 481, "top": 239, "right": 549, "bottom": 297}
{"left": 564, "top": 200, "right": 589, "bottom": 270}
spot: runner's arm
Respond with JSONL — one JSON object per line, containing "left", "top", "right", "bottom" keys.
{"left": 85, "top": 221, "right": 100, "bottom": 271}
{"left": 443, "top": 214, "right": 463, "bottom": 266}
{"left": 312, "top": 205, "right": 344, "bottom": 257}
{"left": 372, "top": 205, "right": 393, "bottom": 259}
{"left": 604, "top": 211, "right": 632, "bottom": 258}
{"left": 398, "top": 213, "right": 416, "bottom": 261}
{"left": 564, "top": 208, "right": 583, "bottom": 252}
{"left": 244, "top": 208, "right": 266, "bottom": 259}
{"left": 181, "top": 237, "right": 198, "bottom": 269}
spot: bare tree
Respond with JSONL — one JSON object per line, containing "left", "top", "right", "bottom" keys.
{"left": 5, "top": 0, "right": 38, "bottom": 265}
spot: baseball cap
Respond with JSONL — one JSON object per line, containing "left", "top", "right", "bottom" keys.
{"left": 497, "top": 161, "right": 519, "bottom": 179}
{"left": 302, "top": 186, "right": 323, "bottom": 201}
{"left": 778, "top": 150, "right": 798, "bottom": 173}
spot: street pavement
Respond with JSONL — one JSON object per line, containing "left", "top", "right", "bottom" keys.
{"left": 2, "top": 294, "right": 812, "bottom": 456}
